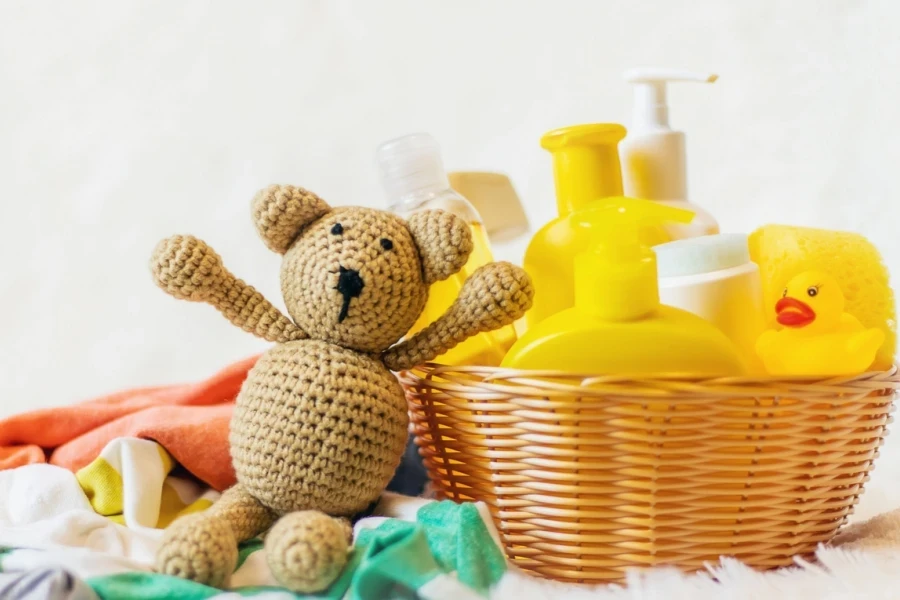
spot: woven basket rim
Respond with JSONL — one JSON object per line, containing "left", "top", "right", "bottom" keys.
{"left": 399, "top": 364, "right": 900, "bottom": 399}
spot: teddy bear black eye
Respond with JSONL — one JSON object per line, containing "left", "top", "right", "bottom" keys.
{"left": 380, "top": 238, "right": 393, "bottom": 251}
{"left": 331, "top": 223, "right": 343, "bottom": 235}
{"left": 807, "top": 286, "right": 818, "bottom": 297}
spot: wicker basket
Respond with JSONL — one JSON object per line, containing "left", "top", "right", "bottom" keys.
{"left": 399, "top": 365, "right": 900, "bottom": 583}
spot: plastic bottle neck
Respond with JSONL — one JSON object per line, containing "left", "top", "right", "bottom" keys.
{"left": 541, "top": 124, "right": 626, "bottom": 217}
{"left": 632, "top": 82, "right": 670, "bottom": 131}
{"left": 574, "top": 248, "right": 660, "bottom": 321}
{"left": 552, "top": 144, "right": 624, "bottom": 216}
{"left": 376, "top": 133, "right": 452, "bottom": 210}
{"left": 387, "top": 185, "right": 450, "bottom": 214}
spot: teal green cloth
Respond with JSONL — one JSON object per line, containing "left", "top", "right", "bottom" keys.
{"left": 236, "top": 539, "right": 264, "bottom": 571}
{"left": 8, "top": 500, "right": 507, "bottom": 599}
{"left": 86, "top": 573, "right": 289, "bottom": 600}
{"left": 416, "top": 501, "right": 507, "bottom": 594}
{"left": 337, "top": 520, "right": 441, "bottom": 600}
{"left": 333, "top": 500, "right": 506, "bottom": 598}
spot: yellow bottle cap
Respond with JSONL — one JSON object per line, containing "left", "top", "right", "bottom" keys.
{"left": 573, "top": 197, "right": 694, "bottom": 320}
{"left": 541, "top": 124, "right": 626, "bottom": 217}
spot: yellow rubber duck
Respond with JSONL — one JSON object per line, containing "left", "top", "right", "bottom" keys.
{"left": 756, "top": 270, "right": 885, "bottom": 376}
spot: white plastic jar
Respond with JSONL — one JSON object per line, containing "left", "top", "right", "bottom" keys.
{"left": 654, "top": 233, "right": 768, "bottom": 374}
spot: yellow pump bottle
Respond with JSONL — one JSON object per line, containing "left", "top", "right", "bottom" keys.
{"left": 523, "top": 124, "right": 670, "bottom": 329}
{"left": 502, "top": 198, "right": 747, "bottom": 375}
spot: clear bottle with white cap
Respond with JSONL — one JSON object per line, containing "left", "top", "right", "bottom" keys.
{"left": 375, "top": 132, "right": 517, "bottom": 366}
{"left": 620, "top": 68, "right": 720, "bottom": 239}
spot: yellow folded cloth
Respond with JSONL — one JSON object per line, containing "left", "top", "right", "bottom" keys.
{"left": 76, "top": 437, "right": 216, "bottom": 529}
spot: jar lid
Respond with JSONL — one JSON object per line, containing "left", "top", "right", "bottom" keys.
{"left": 655, "top": 233, "right": 751, "bottom": 278}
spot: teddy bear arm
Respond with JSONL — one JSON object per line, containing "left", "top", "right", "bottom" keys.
{"left": 204, "top": 273, "right": 308, "bottom": 343}
{"left": 151, "top": 234, "right": 307, "bottom": 343}
{"left": 383, "top": 261, "right": 534, "bottom": 371}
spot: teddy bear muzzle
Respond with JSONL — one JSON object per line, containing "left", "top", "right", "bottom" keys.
{"left": 335, "top": 266, "right": 365, "bottom": 323}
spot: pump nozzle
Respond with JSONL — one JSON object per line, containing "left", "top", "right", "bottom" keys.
{"left": 621, "top": 68, "right": 717, "bottom": 203}
{"left": 574, "top": 197, "right": 694, "bottom": 321}
{"left": 540, "top": 124, "right": 626, "bottom": 217}
{"left": 624, "top": 68, "right": 718, "bottom": 131}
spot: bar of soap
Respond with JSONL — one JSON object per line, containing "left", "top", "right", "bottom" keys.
{"left": 448, "top": 172, "right": 529, "bottom": 243}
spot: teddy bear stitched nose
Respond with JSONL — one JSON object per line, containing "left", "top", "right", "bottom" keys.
{"left": 335, "top": 266, "right": 365, "bottom": 323}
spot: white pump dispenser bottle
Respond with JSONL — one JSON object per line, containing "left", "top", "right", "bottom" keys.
{"left": 620, "top": 68, "right": 720, "bottom": 239}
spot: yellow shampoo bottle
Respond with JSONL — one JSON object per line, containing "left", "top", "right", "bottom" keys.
{"left": 376, "top": 133, "right": 517, "bottom": 366}
{"left": 523, "top": 124, "right": 671, "bottom": 329}
{"left": 502, "top": 198, "right": 747, "bottom": 375}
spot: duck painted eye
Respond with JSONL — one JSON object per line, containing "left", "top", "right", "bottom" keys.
{"left": 807, "top": 286, "right": 818, "bottom": 297}
{"left": 782, "top": 288, "right": 788, "bottom": 298}
{"left": 380, "top": 238, "right": 393, "bottom": 251}
{"left": 331, "top": 223, "right": 344, "bottom": 235}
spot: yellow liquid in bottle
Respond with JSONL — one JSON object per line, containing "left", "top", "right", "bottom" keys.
{"left": 406, "top": 221, "right": 518, "bottom": 366}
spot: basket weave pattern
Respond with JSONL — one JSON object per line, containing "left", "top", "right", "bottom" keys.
{"left": 400, "top": 366, "right": 900, "bottom": 583}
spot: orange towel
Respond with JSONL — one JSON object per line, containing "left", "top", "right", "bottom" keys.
{"left": 0, "top": 355, "right": 259, "bottom": 491}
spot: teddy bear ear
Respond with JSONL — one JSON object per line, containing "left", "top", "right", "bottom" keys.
{"left": 251, "top": 185, "right": 331, "bottom": 254}
{"left": 406, "top": 210, "right": 474, "bottom": 284}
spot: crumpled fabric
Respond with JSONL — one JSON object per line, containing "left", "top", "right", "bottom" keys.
{"left": 0, "top": 567, "right": 100, "bottom": 600}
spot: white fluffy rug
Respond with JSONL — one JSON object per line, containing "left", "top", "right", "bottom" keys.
{"left": 495, "top": 548, "right": 900, "bottom": 599}
{"left": 490, "top": 428, "right": 900, "bottom": 599}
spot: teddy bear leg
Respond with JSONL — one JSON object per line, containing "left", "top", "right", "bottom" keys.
{"left": 156, "top": 484, "right": 276, "bottom": 588}
{"left": 264, "top": 510, "right": 353, "bottom": 593}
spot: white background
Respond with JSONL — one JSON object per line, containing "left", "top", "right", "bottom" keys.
{"left": 1, "top": 0, "right": 898, "bottom": 416}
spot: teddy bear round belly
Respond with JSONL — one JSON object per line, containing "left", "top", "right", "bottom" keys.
{"left": 229, "top": 339, "right": 410, "bottom": 516}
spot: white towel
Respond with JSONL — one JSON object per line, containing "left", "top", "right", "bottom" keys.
{"left": 0, "top": 464, "right": 92, "bottom": 526}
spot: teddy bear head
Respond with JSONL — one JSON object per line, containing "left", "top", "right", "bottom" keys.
{"left": 251, "top": 185, "right": 473, "bottom": 353}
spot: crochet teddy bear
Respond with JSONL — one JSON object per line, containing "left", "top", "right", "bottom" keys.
{"left": 149, "top": 184, "right": 534, "bottom": 592}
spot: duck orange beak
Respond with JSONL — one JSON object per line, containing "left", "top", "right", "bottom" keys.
{"left": 776, "top": 297, "right": 816, "bottom": 327}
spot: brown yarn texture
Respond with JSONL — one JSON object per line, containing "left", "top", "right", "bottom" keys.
{"left": 265, "top": 510, "right": 352, "bottom": 593}
{"left": 252, "top": 185, "right": 331, "bottom": 254}
{"left": 383, "top": 260, "right": 534, "bottom": 371}
{"left": 406, "top": 209, "right": 473, "bottom": 284}
{"left": 149, "top": 183, "right": 534, "bottom": 592}
{"left": 231, "top": 340, "right": 410, "bottom": 516}
{"left": 156, "top": 485, "right": 276, "bottom": 588}
{"left": 151, "top": 235, "right": 306, "bottom": 343}
{"left": 280, "top": 207, "right": 432, "bottom": 353}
